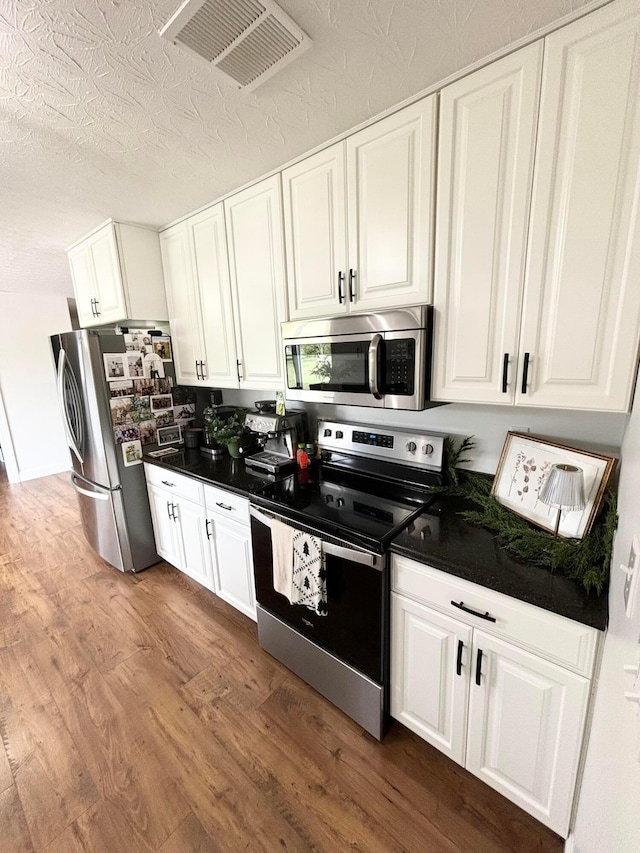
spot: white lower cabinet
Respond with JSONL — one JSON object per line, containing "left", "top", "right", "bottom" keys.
{"left": 204, "top": 485, "right": 256, "bottom": 621}
{"left": 144, "top": 465, "right": 256, "bottom": 620}
{"left": 145, "top": 465, "right": 214, "bottom": 592}
{"left": 391, "top": 555, "right": 599, "bottom": 837}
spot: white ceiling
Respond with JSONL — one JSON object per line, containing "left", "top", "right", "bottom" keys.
{"left": 0, "top": 0, "right": 596, "bottom": 296}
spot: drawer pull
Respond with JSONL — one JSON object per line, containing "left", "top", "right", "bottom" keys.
{"left": 161, "top": 480, "right": 176, "bottom": 488}
{"left": 216, "top": 501, "right": 234, "bottom": 511}
{"left": 456, "top": 639, "right": 464, "bottom": 676}
{"left": 475, "top": 648, "right": 483, "bottom": 686}
{"left": 451, "top": 600, "right": 496, "bottom": 623}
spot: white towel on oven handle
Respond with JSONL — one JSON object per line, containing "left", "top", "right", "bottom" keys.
{"left": 292, "top": 530, "right": 327, "bottom": 616}
{"left": 271, "top": 518, "right": 295, "bottom": 603}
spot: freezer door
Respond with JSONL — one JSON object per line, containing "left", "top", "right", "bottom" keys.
{"left": 53, "top": 331, "right": 120, "bottom": 488}
{"left": 70, "top": 471, "right": 131, "bottom": 572}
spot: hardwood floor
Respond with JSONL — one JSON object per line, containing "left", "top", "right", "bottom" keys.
{"left": 0, "top": 472, "right": 563, "bottom": 852}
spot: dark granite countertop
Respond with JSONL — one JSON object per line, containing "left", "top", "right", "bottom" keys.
{"left": 391, "top": 495, "right": 608, "bottom": 631}
{"left": 144, "top": 452, "right": 608, "bottom": 631}
{"left": 143, "top": 449, "right": 280, "bottom": 497}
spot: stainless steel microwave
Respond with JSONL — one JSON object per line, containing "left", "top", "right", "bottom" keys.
{"left": 281, "top": 306, "right": 434, "bottom": 410}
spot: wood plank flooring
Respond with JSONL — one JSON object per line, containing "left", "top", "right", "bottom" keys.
{"left": 0, "top": 470, "right": 564, "bottom": 852}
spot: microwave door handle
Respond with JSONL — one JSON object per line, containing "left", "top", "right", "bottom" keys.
{"left": 368, "top": 334, "right": 383, "bottom": 399}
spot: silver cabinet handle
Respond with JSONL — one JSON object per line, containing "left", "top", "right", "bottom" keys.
{"left": 161, "top": 480, "right": 176, "bottom": 488}
{"left": 368, "top": 333, "right": 383, "bottom": 400}
{"left": 205, "top": 519, "right": 213, "bottom": 539}
{"left": 216, "top": 501, "right": 234, "bottom": 511}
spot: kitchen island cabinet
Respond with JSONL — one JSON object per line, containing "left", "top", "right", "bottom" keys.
{"left": 68, "top": 220, "right": 167, "bottom": 328}
{"left": 282, "top": 97, "right": 437, "bottom": 319}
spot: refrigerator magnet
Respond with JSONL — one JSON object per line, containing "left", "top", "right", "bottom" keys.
{"left": 122, "top": 439, "right": 143, "bottom": 467}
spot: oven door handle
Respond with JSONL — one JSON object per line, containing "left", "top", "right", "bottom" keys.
{"left": 368, "top": 333, "right": 383, "bottom": 400}
{"left": 249, "top": 506, "right": 380, "bottom": 569}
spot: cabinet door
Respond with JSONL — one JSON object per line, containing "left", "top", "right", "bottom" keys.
{"left": 88, "top": 224, "right": 128, "bottom": 324}
{"left": 225, "top": 176, "right": 287, "bottom": 390}
{"left": 282, "top": 143, "right": 348, "bottom": 319}
{"left": 433, "top": 44, "right": 542, "bottom": 404}
{"left": 160, "top": 222, "right": 207, "bottom": 386}
{"left": 174, "top": 498, "right": 215, "bottom": 592}
{"left": 210, "top": 514, "right": 256, "bottom": 620}
{"left": 391, "top": 593, "right": 472, "bottom": 765}
{"left": 346, "top": 97, "right": 436, "bottom": 311}
{"left": 466, "top": 631, "right": 590, "bottom": 837}
{"left": 68, "top": 242, "right": 97, "bottom": 328}
{"left": 190, "top": 205, "right": 239, "bottom": 388}
{"left": 519, "top": 0, "right": 640, "bottom": 411}
{"left": 146, "top": 484, "right": 182, "bottom": 568}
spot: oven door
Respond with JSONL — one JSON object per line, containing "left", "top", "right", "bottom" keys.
{"left": 250, "top": 506, "right": 386, "bottom": 684}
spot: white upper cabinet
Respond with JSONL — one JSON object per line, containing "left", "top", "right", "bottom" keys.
{"left": 433, "top": 44, "right": 543, "bottom": 404}
{"left": 283, "top": 97, "right": 437, "bottom": 319}
{"left": 68, "top": 221, "right": 167, "bottom": 328}
{"left": 282, "top": 144, "right": 348, "bottom": 319}
{"left": 225, "top": 175, "right": 288, "bottom": 390}
{"left": 518, "top": 0, "right": 640, "bottom": 411}
{"left": 434, "top": 0, "right": 640, "bottom": 412}
{"left": 161, "top": 205, "right": 239, "bottom": 388}
{"left": 347, "top": 97, "right": 437, "bottom": 312}
{"left": 160, "top": 221, "right": 204, "bottom": 386}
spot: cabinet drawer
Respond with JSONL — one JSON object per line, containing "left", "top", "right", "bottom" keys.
{"left": 143, "top": 463, "right": 204, "bottom": 504}
{"left": 391, "top": 555, "right": 599, "bottom": 678}
{"left": 204, "top": 483, "right": 250, "bottom": 525}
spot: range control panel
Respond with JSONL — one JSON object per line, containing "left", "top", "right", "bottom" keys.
{"left": 318, "top": 420, "right": 446, "bottom": 472}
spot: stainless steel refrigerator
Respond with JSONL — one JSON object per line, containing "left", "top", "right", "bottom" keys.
{"left": 51, "top": 329, "right": 160, "bottom": 572}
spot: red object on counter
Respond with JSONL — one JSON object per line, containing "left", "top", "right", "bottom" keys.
{"left": 296, "top": 443, "right": 309, "bottom": 469}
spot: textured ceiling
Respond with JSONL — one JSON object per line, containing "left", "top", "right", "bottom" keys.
{"left": 0, "top": 0, "right": 596, "bottom": 296}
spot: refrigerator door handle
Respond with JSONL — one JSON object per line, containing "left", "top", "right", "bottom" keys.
{"left": 71, "top": 472, "right": 110, "bottom": 501}
{"left": 57, "top": 348, "right": 83, "bottom": 464}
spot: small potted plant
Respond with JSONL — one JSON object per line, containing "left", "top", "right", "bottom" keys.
{"left": 202, "top": 407, "right": 249, "bottom": 457}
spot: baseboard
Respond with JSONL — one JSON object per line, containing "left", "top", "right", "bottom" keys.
{"left": 18, "top": 461, "right": 70, "bottom": 482}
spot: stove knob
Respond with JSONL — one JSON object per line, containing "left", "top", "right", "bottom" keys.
{"left": 335, "top": 430, "right": 344, "bottom": 439}
{"left": 325, "top": 494, "right": 334, "bottom": 504}
{"left": 422, "top": 443, "right": 434, "bottom": 456}
{"left": 336, "top": 497, "right": 345, "bottom": 507}
{"left": 406, "top": 441, "right": 417, "bottom": 453}
{"left": 323, "top": 428, "right": 332, "bottom": 437}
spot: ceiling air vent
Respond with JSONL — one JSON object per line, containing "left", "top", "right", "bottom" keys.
{"left": 160, "top": 0, "right": 311, "bottom": 91}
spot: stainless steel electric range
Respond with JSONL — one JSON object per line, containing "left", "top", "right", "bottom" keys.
{"left": 250, "top": 419, "right": 446, "bottom": 739}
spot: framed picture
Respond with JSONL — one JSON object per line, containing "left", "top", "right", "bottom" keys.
{"left": 157, "top": 424, "right": 182, "bottom": 446}
{"left": 492, "top": 432, "right": 617, "bottom": 539}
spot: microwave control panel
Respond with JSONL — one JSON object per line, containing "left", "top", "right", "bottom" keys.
{"left": 384, "top": 339, "right": 415, "bottom": 395}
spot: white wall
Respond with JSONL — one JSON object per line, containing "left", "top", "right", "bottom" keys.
{"left": 0, "top": 293, "right": 71, "bottom": 481}
{"left": 569, "top": 372, "right": 640, "bottom": 852}
{"left": 222, "top": 388, "right": 628, "bottom": 473}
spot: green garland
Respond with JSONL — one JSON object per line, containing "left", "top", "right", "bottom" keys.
{"left": 434, "top": 437, "right": 617, "bottom": 595}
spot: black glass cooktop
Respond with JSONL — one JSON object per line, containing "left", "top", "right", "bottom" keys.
{"left": 255, "top": 464, "right": 437, "bottom": 553}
